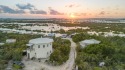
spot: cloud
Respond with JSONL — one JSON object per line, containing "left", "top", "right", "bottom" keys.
{"left": 65, "top": 4, "right": 80, "bottom": 8}
{"left": 81, "top": 13, "right": 87, "bottom": 16}
{"left": 115, "top": 8, "right": 119, "bottom": 10}
{"left": 99, "top": 11, "right": 105, "bottom": 15}
{"left": 115, "top": 12, "right": 118, "bottom": 14}
{"left": 0, "top": 5, "right": 25, "bottom": 14}
{"left": 30, "top": 10, "right": 47, "bottom": 14}
{"left": 0, "top": 4, "right": 64, "bottom": 15}
{"left": 48, "top": 7, "right": 64, "bottom": 15}
{"left": 16, "top": 3, "right": 35, "bottom": 10}
{"left": 73, "top": 13, "right": 87, "bottom": 16}
{"left": 0, "top": 4, "right": 47, "bottom": 15}
{"left": 107, "top": 12, "right": 110, "bottom": 14}
{"left": 74, "top": 13, "right": 80, "bottom": 16}
{"left": 15, "top": 10, "right": 25, "bottom": 14}
{"left": 16, "top": 3, "right": 47, "bottom": 14}
{"left": 67, "top": 4, "right": 75, "bottom": 8}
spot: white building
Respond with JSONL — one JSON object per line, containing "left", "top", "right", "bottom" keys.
{"left": 6, "top": 39, "right": 16, "bottom": 43}
{"left": 99, "top": 62, "right": 105, "bottom": 67}
{"left": 0, "top": 43, "right": 5, "bottom": 46}
{"left": 79, "top": 39, "right": 100, "bottom": 48}
{"left": 27, "top": 38, "right": 53, "bottom": 59}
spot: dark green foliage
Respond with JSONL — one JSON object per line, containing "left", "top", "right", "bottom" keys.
{"left": 49, "top": 37, "right": 71, "bottom": 65}
{"left": 72, "top": 33, "right": 91, "bottom": 43}
{"left": 59, "top": 29, "right": 65, "bottom": 34}
{"left": 74, "top": 33, "right": 125, "bottom": 70}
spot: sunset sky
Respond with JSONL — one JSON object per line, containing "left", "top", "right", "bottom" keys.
{"left": 0, "top": 0, "right": 125, "bottom": 18}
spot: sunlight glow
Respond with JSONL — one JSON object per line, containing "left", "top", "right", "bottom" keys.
{"left": 70, "top": 13, "right": 76, "bottom": 18}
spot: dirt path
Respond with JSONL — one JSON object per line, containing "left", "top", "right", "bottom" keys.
{"left": 23, "top": 38, "right": 77, "bottom": 70}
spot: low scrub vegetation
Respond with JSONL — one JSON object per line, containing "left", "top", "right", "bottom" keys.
{"left": 49, "top": 37, "right": 71, "bottom": 65}
{"left": 73, "top": 33, "right": 125, "bottom": 70}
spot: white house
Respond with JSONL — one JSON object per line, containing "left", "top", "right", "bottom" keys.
{"left": 6, "top": 39, "right": 16, "bottom": 43}
{"left": 79, "top": 39, "right": 100, "bottom": 48}
{"left": 26, "top": 38, "right": 53, "bottom": 59}
{"left": 0, "top": 43, "right": 5, "bottom": 46}
{"left": 99, "top": 62, "right": 105, "bottom": 67}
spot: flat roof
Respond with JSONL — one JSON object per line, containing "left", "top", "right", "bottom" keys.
{"left": 29, "top": 38, "right": 53, "bottom": 44}
{"left": 80, "top": 39, "right": 100, "bottom": 44}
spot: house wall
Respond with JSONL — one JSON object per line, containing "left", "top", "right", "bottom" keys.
{"left": 35, "top": 42, "right": 53, "bottom": 58}
{"left": 27, "top": 48, "right": 35, "bottom": 59}
{"left": 27, "top": 42, "right": 53, "bottom": 59}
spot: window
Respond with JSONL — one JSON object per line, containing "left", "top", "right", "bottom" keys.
{"left": 38, "top": 45, "right": 40, "bottom": 48}
{"left": 47, "top": 44, "right": 48, "bottom": 47}
{"left": 43, "top": 45, "right": 45, "bottom": 48}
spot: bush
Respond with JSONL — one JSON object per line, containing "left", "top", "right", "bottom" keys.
{"left": 13, "top": 64, "right": 22, "bottom": 69}
{"left": 49, "top": 38, "right": 70, "bottom": 65}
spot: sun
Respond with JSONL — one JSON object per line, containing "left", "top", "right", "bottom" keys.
{"left": 70, "top": 13, "right": 76, "bottom": 18}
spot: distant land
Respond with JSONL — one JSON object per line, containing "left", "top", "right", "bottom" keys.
{"left": 0, "top": 18, "right": 125, "bottom": 23}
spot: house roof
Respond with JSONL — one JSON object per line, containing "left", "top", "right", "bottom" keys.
{"left": 79, "top": 39, "right": 100, "bottom": 48}
{"left": 80, "top": 39, "right": 100, "bottom": 44}
{"left": 0, "top": 43, "right": 5, "bottom": 45}
{"left": 26, "top": 44, "right": 33, "bottom": 46}
{"left": 29, "top": 38, "right": 53, "bottom": 44}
